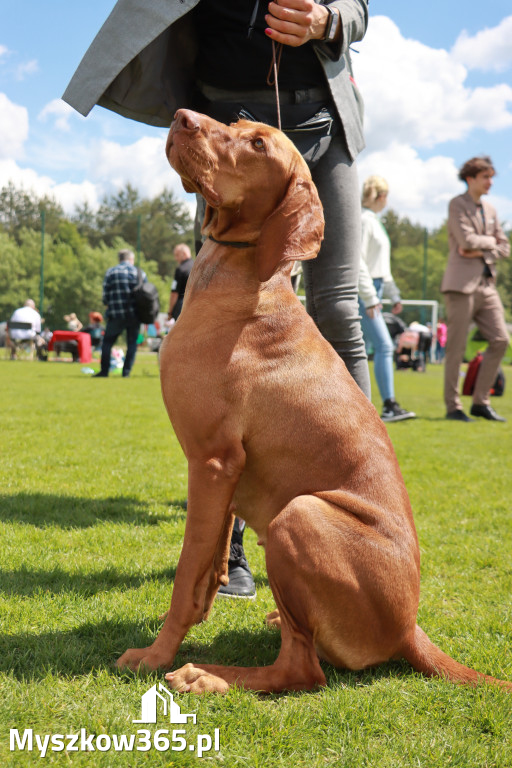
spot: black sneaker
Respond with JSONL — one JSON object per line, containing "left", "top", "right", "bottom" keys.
{"left": 381, "top": 399, "right": 416, "bottom": 423}
{"left": 217, "top": 540, "right": 256, "bottom": 599}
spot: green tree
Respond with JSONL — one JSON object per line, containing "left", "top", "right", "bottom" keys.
{"left": 0, "top": 214, "right": 171, "bottom": 329}
{"left": 380, "top": 210, "right": 450, "bottom": 323}
{"left": 381, "top": 210, "right": 425, "bottom": 251}
{"left": 0, "top": 182, "right": 64, "bottom": 242}
{"left": 80, "top": 183, "right": 194, "bottom": 277}
{"left": 496, "top": 231, "right": 512, "bottom": 320}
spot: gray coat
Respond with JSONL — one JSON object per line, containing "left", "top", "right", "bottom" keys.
{"left": 63, "top": 0, "right": 368, "bottom": 160}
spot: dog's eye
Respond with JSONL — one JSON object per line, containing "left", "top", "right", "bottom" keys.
{"left": 253, "top": 138, "right": 265, "bottom": 151}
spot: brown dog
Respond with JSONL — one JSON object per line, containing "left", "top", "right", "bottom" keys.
{"left": 116, "top": 109, "right": 510, "bottom": 694}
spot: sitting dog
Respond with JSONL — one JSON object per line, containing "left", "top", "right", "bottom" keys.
{"left": 117, "top": 109, "right": 510, "bottom": 695}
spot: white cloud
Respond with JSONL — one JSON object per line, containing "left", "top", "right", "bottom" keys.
{"left": 51, "top": 180, "right": 100, "bottom": 212}
{"left": 15, "top": 58, "right": 38, "bottom": 80}
{"left": 0, "top": 46, "right": 38, "bottom": 79}
{"left": 0, "top": 159, "right": 52, "bottom": 191}
{"left": 89, "top": 135, "right": 192, "bottom": 204}
{"left": 38, "top": 99, "right": 75, "bottom": 132}
{"left": 357, "top": 144, "right": 461, "bottom": 228}
{"left": 0, "top": 93, "right": 29, "bottom": 160}
{"left": 489, "top": 194, "right": 512, "bottom": 231}
{"left": 452, "top": 16, "right": 512, "bottom": 73}
{"left": 0, "top": 158, "right": 99, "bottom": 212}
{"left": 354, "top": 16, "right": 512, "bottom": 151}
{"left": 0, "top": 132, "right": 196, "bottom": 218}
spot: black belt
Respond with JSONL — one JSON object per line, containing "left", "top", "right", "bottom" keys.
{"left": 197, "top": 80, "right": 330, "bottom": 106}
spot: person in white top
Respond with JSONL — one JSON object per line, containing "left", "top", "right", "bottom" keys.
{"left": 8, "top": 299, "right": 42, "bottom": 359}
{"left": 8, "top": 299, "right": 42, "bottom": 340}
{"left": 358, "top": 176, "right": 416, "bottom": 422}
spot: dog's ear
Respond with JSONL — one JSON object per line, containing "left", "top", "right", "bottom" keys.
{"left": 254, "top": 173, "right": 324, "bottom": 283}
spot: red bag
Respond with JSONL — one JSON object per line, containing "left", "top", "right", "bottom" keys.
{"left": 462, "top": 352, "right": 483, "bottom": 396}
{"left": 462, "top": 351, "right": 505, "bottom": 396}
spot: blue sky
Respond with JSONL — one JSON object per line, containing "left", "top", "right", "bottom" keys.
{"left": 2, "top": 1, "right": 512, "bottom": 228}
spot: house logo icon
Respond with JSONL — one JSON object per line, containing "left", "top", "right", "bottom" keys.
{"left": 133, "top": 683, "right": 197, "bottom": 725}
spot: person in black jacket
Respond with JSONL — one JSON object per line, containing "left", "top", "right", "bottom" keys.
{"left": 168, "top": 244, "right": 194, "bottom": 321}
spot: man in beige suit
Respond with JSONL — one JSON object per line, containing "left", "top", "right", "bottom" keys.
{"left": 442, "top": 156, "right": 510, "bottom": 422}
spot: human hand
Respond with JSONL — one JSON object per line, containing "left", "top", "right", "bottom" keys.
{"left": 265, "top": 0, "right": 331, "bottom": 47}
{"left": 366, "top": 303, "right": 382, "bottom": 319}
{"left": 391, "top": 302, "right": 402, "bottom": 315}
{"left": 459, "top": 247, "right": 484, "bottom": 258}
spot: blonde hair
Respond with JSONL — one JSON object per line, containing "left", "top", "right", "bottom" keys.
{"left": 361, "top": 175, "right": 389, "bottom": 207}
{"left": 174, "top": 243, "right": 191, "bottom": 261}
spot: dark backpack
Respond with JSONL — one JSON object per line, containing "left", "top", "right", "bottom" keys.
{"left": 462, "top": 351, "right": 505, "bottom": 397}
{"left": 491, "top": 368, "right": 505, "bottom": 397}
{"left": 132, "top": 268, "right": 160, "bottom": 324}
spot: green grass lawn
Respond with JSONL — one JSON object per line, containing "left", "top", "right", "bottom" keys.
{"left": 0, "top": 352, "right": 511, "bottom": 767}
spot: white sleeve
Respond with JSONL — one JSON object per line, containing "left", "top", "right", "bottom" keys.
{"left": 359, "top": 216, "right": 379, "bottom": 307}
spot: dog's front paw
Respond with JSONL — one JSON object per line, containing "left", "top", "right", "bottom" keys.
{"left": 116, "top": 646, "right": 173, "bottom": 673}
{"left": 165, "top": 664, "right": 229, "bottom": 694}
{"left": 265, "top": 608, "right": 281, "bottom": 629}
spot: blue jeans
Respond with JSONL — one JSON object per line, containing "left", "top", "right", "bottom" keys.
{"left": 358, "top": 279, "right": 395, "bottom": 403}
{"left": 100, "top": 316, "right": 140, "bottom": 377}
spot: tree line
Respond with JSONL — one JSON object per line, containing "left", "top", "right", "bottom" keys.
{"left": 0, "top": 182, "right": 193, "bottom": 330}
{"left": 1, "top": 182, "right": 511, "bottom": 330}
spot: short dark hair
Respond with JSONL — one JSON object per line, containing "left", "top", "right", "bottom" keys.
{"left": 458, "top": 156, "right": 495, "bottom": 183}
{"left": 118, "top": 249, "right": 135, "bottom": 262}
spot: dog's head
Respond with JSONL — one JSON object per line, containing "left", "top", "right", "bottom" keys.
{"left": 166, "top": 109, "right": 324, "bottom": 282}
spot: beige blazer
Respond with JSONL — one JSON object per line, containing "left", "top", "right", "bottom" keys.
{"left": 62, "top": 0, "right": 368, "bottom": 160}
{"left": 441, "top": 191, "right": 510, "bottom": 294}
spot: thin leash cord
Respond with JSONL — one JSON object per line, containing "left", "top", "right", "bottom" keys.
{"left": 267, "top": 40, "right": 283, "bottom": 130}
{"left": 249, "top": 0, "right": 282, "bottom": 130}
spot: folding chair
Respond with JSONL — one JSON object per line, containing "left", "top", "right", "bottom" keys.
{"left": 6, "top": 321, "right": 36, "bottom": 360}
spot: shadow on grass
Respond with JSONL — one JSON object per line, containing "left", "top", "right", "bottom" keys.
{"left": 0, "top": 617, "right": 410, "bottom": 690}
{"left": 0, "top": 617, "right": 163, "bottom": 680}
{"left": 0, "top": 564, "right": 177, "bottom": 598}
{"left": 0, "top": 492, "right": 187, "bottom": 528}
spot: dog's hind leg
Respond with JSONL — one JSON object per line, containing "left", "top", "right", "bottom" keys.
{"left": 165, "top": 493, "right": 418, "bottom": 693}
{"left": 166, "top": 498, "right": 338, "bottom": 694}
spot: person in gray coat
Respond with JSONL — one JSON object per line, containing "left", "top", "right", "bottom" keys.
{"left": 63, "top": 0, "right": 370, "bottom": 596}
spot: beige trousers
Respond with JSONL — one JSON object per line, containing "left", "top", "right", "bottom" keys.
{"left": 443, "top": 279, "right": 509, "bottom": 412}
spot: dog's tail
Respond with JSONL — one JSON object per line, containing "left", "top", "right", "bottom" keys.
{"left": 401, "top": 625, "right": 512, "bottom": 691}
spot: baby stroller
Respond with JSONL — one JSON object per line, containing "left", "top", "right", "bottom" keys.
{"left": 395, "top": 325, "right": 432, "bottom": 372}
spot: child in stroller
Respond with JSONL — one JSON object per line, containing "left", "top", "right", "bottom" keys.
{"left": 395, "top": 322, "right": 432, "bottom": 372}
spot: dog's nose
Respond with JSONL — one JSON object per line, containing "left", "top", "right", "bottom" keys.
{"left": 172, "top": 109, "right": 201, "bottom": 133}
